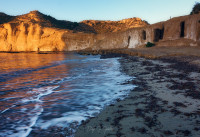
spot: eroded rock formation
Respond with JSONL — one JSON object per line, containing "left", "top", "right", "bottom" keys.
{"left": 0, "top": 10, "right": 200, "bottom": 52}
{"left": 0, "top": 22, "right": 66, "bottom": 51}
{"left": 0, "top": 10, "right": 149, "bottom": 52}
{"left": 81, "top": 18, "right": 148, "bottom": 33}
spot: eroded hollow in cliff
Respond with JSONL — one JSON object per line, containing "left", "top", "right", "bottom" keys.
{"left": 142, "top": 30, "right": 146, "bottom": 40}
{"left": 154, "top": 27, "right": 164, "bottom": 42}
{"left": 180, "top": 21, "right": 185, "bottom": 37}
{"left": 160, "top": 27, "right": 164, "bottom": 39}
{"left": 127, "top": 36, "right": 131, "bottom": 47}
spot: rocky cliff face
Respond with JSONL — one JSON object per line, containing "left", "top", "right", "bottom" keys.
{"left": 0, "top": 22, "right": 67, "bottom": 51}
{"left": 5, "top": 10, "right": 96, "bottom": 33}
{"left": 81, "top": 18, "right": 148, "bottom": 33}
{"left": 0, "top": 10, "right": 199, "bottom": 52}
{"left": 0, "top": 10, "right": 149, "bottom": 52}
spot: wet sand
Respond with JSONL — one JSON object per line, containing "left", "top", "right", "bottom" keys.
{"left": 78, "top": 46, "right": 200, "bottom": 59}
{"left": 75, "top": 47, "right": 200, "bottom": 137}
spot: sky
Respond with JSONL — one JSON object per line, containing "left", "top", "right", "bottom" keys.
{"left": 0, "top": 0, "right": 199, "bottom": 24}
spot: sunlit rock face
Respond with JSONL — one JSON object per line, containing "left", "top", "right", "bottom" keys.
{"left": 0, "top": 11, "right": 68, "bottom": 52}
{"left": 81, "top": 17, "right": 148, "bottom": 33}
{"left": 0, "top": 23, "right": 66, "bottom": 52}
{"left": 0, "top": 10, "right": 200, "bottom": 52}
{"left": 0, "top": 11, "right": 149, "bottom": 52}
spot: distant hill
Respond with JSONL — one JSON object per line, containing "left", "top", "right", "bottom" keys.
{"left": 0, "top": 10, "right": 149, "bottom": 33}
{"left": 81, "top": 18, "right": 148, "bottom": 33}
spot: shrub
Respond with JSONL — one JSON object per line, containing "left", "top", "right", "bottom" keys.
{"left": 190, "top": 2, "right": 200, "bottom": 15}
{"left": 146, "top": 42, "right": 155, "bottom": 48}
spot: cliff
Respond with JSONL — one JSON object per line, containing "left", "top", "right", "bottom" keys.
{"left": 0, "top": 10, "right": 200, "bottom": 52}
{"left": 0, "top": 10, "right": 149, "bottom": 52}
{"left": 81, "top": 18, "right": 148, "bottom": 33}
{"left": 62, "top": 13, "right": 200, "bottom": 51}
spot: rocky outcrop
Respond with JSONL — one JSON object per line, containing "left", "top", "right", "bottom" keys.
{"left": 0, "top": 11, "right": 148, "bottom": 52}
{"left": 0, "top": 10, "right": 200, "bottom": 52}
{"left": 0, "top": 22, "right": 66, "bottom": 51}
{"left": 6, "top": 10, "right": 96, "bottom": 33}
{"left": 81, "top": 18, "right": 148, "bottom": 33}
{"left": 63, "top": 13, "right": 200, "bottom": 50}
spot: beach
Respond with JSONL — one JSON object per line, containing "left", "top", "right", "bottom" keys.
{"left": 1, "top": 1, "right": 200, "bottom": 137}
{"left": 75, "top": 47, "right": 200, "bottom": 137}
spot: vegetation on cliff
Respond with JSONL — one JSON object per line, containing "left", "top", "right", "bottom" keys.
{"left": 146, "top": 42, "right": 155, "bottom": 48}
{"left": 190, "top": 2, "right": 200, "bottom": 15}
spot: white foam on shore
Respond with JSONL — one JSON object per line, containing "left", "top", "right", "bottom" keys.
{"left": 39, "top": 112, "right": 86, "bottom": 129}
{"left": 1, "top": 104, "right": 16, "bottom": 114}
{"left": 32, "top": 58, "right": 135, "bottom": 134}
{"left": 0, "top": 55, "right": 136, "bottom": 137}
{"left": 0, "top": 86, "right": 58, "bottom": 137}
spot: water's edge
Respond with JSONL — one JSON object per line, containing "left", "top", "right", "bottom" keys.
{"left": 0, "top": 53, "right": 135, "bottom": 137}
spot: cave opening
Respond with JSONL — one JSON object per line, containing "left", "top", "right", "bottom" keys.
{"left": 127, "top": 36, "right": 131, "bottom": 47}
{"left": 53, "top": 47, "right": 58, "bottom": 52}
{"left": 154, "top": 27, "right": 164, "bottom": 42}
{"left": 160, "top": 27, "right": 164, "bottom": 40}
{"left": 142, "top": 30, "right": 146, "bottom": 40}
{"left": 180, "top": 21, "right": 185, "bottom": 37}
{"left": 154, "top": 29, "right": 161, "bottom": 42}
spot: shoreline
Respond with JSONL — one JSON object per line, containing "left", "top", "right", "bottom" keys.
{"left": 1, "top": 46, "right": 200, "bottom": 59}
{"left": 75, "top": 48, "right": 200, "bottom": 137}
{"left": 78, "top": 46, "right": 200, "bottom": 59}
{"left": 1, "top": 47, "right": 200, "bottom": 136}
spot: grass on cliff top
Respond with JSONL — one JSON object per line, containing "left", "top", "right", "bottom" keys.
{"left": 190, "top": 2, "right": 200, "bottom": 15}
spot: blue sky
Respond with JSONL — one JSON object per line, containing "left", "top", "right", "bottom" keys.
{"left": 0, "top": 0, "right": 199, "bottom": 24}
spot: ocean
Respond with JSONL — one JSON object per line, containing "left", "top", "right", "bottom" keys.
{"left": 0, "top": 53, "right": 134, "bottom": 137}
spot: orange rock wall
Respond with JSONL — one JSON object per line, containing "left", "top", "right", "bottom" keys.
{"left": 0, "top": 23, "right": 66, "bottom": 52}
{"left": 0, "top": 14, "right": 200, "bottom": 52}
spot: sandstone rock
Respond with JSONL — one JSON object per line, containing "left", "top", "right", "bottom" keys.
{"left": 0, "top": 10, "right": 200, "bottom": 52}
{"left": 81, "top": 17, "right": 148, "bottom": 33}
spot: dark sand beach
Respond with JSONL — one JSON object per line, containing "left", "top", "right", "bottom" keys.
{"left": 75, "top": 47, "right": 200, "bottom": 137}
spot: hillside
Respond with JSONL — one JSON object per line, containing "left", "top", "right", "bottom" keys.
{"left": 0, "top": 10, "right": 148, "bottom": 33}
{"left": 1, "top": 10, "right": 198, "bottom": 52}
{"left": 6, "top": 10, "right": 96, "bottom": 33}
{"left": 0, "top": 12, "right": 15, "bottom": 24}
{"left": 81, "top": 18, "right": 148, "bottom": 33}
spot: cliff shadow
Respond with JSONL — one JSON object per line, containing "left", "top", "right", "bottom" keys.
{"left": 0, "top": 12, "right": 15, "bottom": 25}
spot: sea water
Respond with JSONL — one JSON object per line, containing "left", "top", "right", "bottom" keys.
{"left": 0, "top": 53, "right": 134, "bottom": 137}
